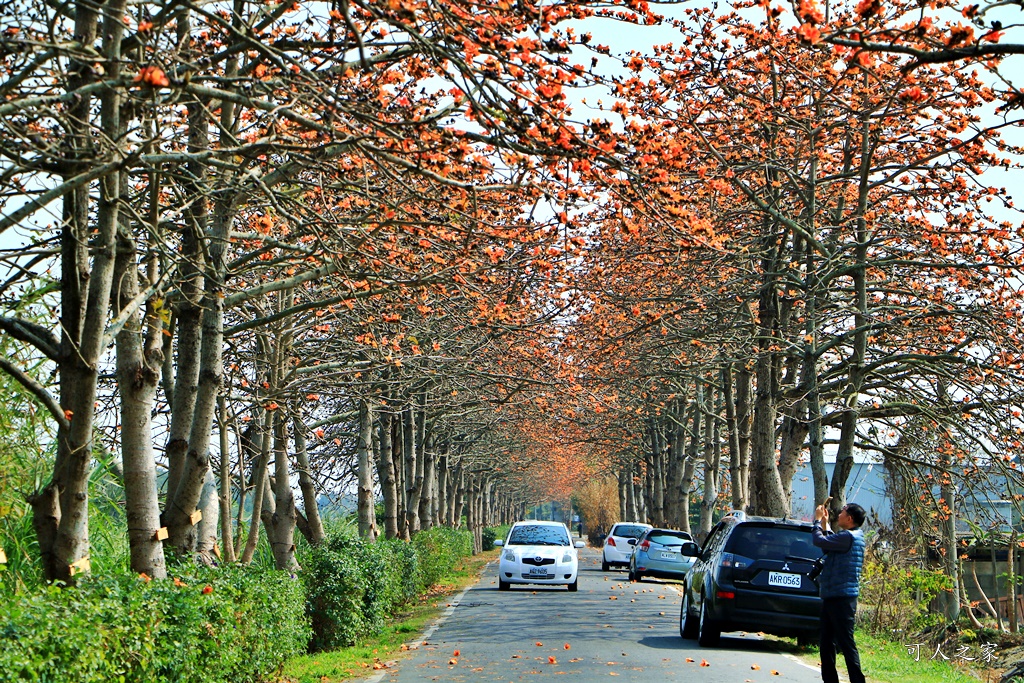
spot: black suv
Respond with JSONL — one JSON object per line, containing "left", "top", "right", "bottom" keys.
{"left": 679, "top": 512, "right": 823, "bottom": 647}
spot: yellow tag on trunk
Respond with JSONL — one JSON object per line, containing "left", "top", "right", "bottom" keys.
{"left": 189, "top": 510, "right": 203, "bottom": 525}
{"left": 69, "top": 557, "right": 91, "bottom": 575}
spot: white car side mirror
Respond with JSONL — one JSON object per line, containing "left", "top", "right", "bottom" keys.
{"left": 493, "top": 539, "right": 504, "bottom": 547}
{"left": 574, "top": 540, "right": 585, "bottom": 548}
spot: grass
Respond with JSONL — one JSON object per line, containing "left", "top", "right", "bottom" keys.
{"left": 789, "top": 630, "right": 984, "bottom": 683}
{"left": 278, "top": 549, "right": 497, "bottom": 683}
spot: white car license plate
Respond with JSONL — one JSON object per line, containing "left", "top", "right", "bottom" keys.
{"left": 768, "top": 572, "right": 801, "bottom": 589}
{"left": 528, "top": 566, "right": 549, "bottom": 576}
{"left": 659, "top": 551, "right": 676, "bottom": 560}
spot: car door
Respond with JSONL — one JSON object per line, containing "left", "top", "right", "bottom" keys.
{"left": 686, "top": 524, "right": 725, "bottom": 611}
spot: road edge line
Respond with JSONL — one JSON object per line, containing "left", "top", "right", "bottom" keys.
{"left": 358, "top": 560, "right": 494, "bottom": 683}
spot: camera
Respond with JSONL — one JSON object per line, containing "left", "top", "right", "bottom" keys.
{"left": 808, "top": 558, "right": 824, "bottom": 580}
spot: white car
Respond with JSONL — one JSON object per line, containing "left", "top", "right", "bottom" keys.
{"left": 601, "top": 522, "right": 653, "bottom": 571}
{"left": 495, "top": 521, "right": 586, "bottom": 591}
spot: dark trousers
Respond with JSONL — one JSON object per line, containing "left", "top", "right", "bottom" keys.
{"left": 819, "top": 597, "right": 865, "bottom": 683}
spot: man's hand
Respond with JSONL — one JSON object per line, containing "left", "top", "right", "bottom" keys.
{"left": 815, "top": 504, "right": 829, "bottom": 524}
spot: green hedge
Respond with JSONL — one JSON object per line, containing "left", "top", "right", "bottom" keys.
{"left": 0, "top": 565, "right": 309, "bottom": 683}
{"left": 482, "top": 525, "right": 511, "bottom": 551}
{"left": 303, "top": 526, "right": 473, "bottom": 651}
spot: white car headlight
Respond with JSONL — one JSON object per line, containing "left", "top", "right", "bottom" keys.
{"left": 561, "top": 553, "right": 573, "bottom": 563}
{"left": 503, "top": 551, "right": 516, "bottom": 562}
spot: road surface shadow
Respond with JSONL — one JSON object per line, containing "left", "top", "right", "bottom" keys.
{"left": 639, "top": 633, "right": 806, "bottom": 652}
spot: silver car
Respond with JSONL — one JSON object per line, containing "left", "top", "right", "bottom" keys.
{"left": 628, "top": 528, "right": 695, "bottom": 582}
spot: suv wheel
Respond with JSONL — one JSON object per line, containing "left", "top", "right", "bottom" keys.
{"left": 499, "top": 579, "right": 510, "bottom": 591}
{"left": 601, "top": 559, "right": 610, "bottom": 572}
{"left": 568, "top": 578, "right": 578, "bottom": 592}
{"left": 697, "top": 596, "right": 721, "bottom": 646}
{"left": 679, "top": 588, "right": 698, "bottom": 639}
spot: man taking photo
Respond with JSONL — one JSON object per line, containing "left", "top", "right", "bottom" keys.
{"left": 812, "top": 500, "right": 868, "bottom": 683}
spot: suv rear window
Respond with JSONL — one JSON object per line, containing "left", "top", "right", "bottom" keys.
{"left": 612, "top": 524, "right": 649, "bottom": 539}
{"left": 724, "top": 525, "right": 822, "bottom": 561}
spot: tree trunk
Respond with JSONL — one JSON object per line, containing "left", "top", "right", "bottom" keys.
{"left": 939, "top": 440, "right": 960, "bottom": 622}
{"left": 650, "top": 421, "right": 665, "bottom": 526}
{"left": 195, "top": 468, "right": 220, "bottom": 565}
{"left": 664, "top": 397, "right": 684, "bottom": 525}
{"left": 294, "top": 416, "right": 326, "bottom": 545}
{"left": 270, "top": 411, "right": 298, "bottom": 570}
{"left": 623, "top": 466, "right": 637, "bottom": 522}
{"left": 217, "top": 396, "right": 237, "bottom": 562}
{"left": 31, "top": 0, "right": 128, "bottom": 583}
{"left": 357, "top": 399, "right": 377, "bottom": 540}
{"left": 166, "top": 196, "right": 230, "bottom": 554}
{"left": 830, "top": 112, "right": 874, "bottom": 516}
{"left": 392, "top": 411, "right": 407, "bottom": 539}
{"left": 240, "top": 408, "right": 272, "bottom": 564}
{"left": 418, "top": 419, "right": 435, "bottom": 531}
{"left": 376, "top": 408, "right": 399, "bottom": 539}
{"left": 436, "top": 449, "right": 449, "bottom": 527}
{"left": 403, "top": 402, "right": 420, "bottom": 537}
{"left": 452, "top": 464, "right": 466, "bottom": 528}
{"left": 164, "top": 41, "right": 208, "bottom": 514}
{"left": 751, "top": 351, "right": 788, "bottom": 516}
{"left": 678, "top": 385, "right": 702, "bottom": 533}
{"left": 735, "top": 366, "right": 752, "bottom": 509}
{"left": 723, "top": 364, "right": 743, "bottom": 511}
{"left": 114, "top": 224, "right": 166, "bottom": 578}
{"left": 699, "top": 379, "right": 720, "bottom": 538}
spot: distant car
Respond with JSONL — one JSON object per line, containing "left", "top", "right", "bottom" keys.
{"left": 628, "top": 528, "right": 695, "bottom": 582}
{"left": 679, "top": 512, "right": 824, "bottom": 647}
{"left": 495, "top": 521, "right": 586, "bottom": 591}
{"left": 601, "top": 522, "right": 653, "bottom": 571}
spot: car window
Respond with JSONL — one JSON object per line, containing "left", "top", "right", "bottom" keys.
{"left": 700, "top": 526, "right": 725, "bottom": 561}
{"left": 647, "top": 531, "right": 692, "bottom": 545}
{"left": 611, "top": 524, "right": 649, "bottom": 539}
{"left": 725, "top": 526, "right": 823, "bottom": 561}
{"left": 508, "top": 525, "right": 570, "bottom": 546}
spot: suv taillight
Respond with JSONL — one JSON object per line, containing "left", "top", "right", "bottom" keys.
{"left": 719, "top": 552, "right": 752, "bottom": 569}
{"left": 607, "top": 537, "right": 616, "bottom": 547}
{"left": 639, "top": 540, "right": 650, "bottom": 551}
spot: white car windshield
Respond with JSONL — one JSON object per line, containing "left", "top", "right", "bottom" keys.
{"left": 508, "top": 525, "right": 570, "bottom": 546}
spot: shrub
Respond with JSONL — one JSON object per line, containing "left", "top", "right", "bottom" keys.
{"left": 303, "top": 534, "right": 368, "bottom": 651}
{"left": 860, "top": 557, "right": 953, "bottom": 637}
{"left": 413, "top": 527, "right": 473, "bottom": 588}
{"left": 0, "top": 565, "right": 309, "bottom": 682}
{"left": 482, "top": 525, "right": 511, "bottom": 551}
{"left": 302, "top": 527, "right": 473, "bottom": 651}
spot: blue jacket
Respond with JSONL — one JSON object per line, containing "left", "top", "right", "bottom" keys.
{"left": 812, "top": 521, "right": 865, "bottom": 599}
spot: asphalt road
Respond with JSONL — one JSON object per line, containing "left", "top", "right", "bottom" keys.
{"left": 368, "top": 546, "right": 826, "bottom": 683}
